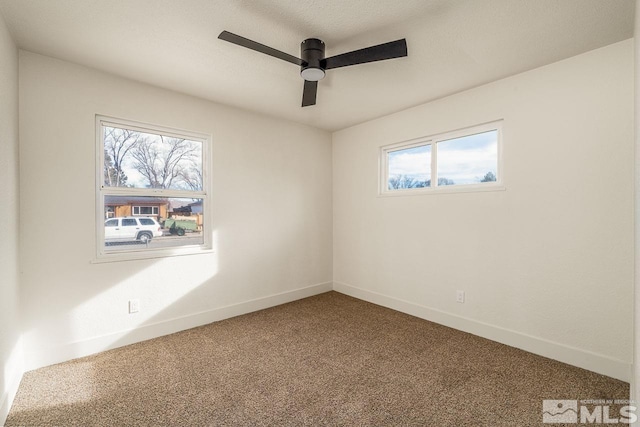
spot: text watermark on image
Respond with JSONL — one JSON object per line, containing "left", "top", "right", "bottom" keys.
{"left": 543, "top": 399, "right": 636, "bottom": 424}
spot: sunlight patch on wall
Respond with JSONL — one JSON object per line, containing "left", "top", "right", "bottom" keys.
{"left": 68, "top": 230, "right": 219, "bottom": 353}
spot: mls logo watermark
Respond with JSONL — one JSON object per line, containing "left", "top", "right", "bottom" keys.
{"left": 543, "top": 399, "right": 637, "bottom": 424}
{"left": 543, "top": 400, "right": 578, "bottom": 423}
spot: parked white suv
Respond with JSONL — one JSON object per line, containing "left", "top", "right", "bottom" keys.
{"left": 104, "top": 217, "right": 163, "bottom": 243}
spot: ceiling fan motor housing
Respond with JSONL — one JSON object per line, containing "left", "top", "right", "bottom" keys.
{"left": 300, "top": 38, "right": 325, "bottom": 81}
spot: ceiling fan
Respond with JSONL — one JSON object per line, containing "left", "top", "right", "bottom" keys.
{"left": 218, "top": 31, "right": 408, "bottom": 107}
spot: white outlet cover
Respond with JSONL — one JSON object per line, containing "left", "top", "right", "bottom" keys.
{"left": 456, "top": 291, "right": 465, "bottom": 303}
{"left": 129, "top": 299, "right": 140, "bottom": 313}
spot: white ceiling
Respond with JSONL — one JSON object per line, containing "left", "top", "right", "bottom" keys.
{"left": 0, "top": 0, "right": 634, "bottom": 131}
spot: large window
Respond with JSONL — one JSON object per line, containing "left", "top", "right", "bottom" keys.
{"left": 381, "top": 121, "right": 502, "bottom": 195}
{"left": 96, "top": 116, "right": 211, "bottom": 260}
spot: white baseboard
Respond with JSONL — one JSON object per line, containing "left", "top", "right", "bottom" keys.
{"left": 19, "top": 280, "right": 631, "bottom": 383}
{"left": 24, "top": 282, "right": 333, "bottom": 372}
{"left": 333, "top": 281, "right": 632, "bottom": 382}
{"left": 1, "top": 338, "right": 24, "bottom": 426}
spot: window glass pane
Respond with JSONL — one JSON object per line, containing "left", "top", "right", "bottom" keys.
{"left": 105, "top": 219, "right": 118, "bottom": 227}
{"left": 103, "top": 126, "right": 203, "bottom": 190}
{"left": 436, "top": 130, "right": 498, "bottom": 186}
{"left": 103, "top": 195, "right": 204, "bottom": 252}
{"left": 387, "top": 144, "right": 431, "bottom": 190}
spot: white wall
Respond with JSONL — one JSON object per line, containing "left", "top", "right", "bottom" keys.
{"left": 0, "top": 10, "right": 22, "bottom": 425}
{"left": 18, "top": 51, "right": 333, "bottom": 370}
{"left": 333, "top": 39, "right": 634, "bottom": 381}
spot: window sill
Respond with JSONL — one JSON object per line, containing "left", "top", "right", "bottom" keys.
{"left": 91, "top": 247, "right": 214, "bottom": 264}
{"left": 378, "top": 184, "right": 506, "bottom": 198}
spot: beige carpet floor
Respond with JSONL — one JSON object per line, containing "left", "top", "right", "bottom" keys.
{"left": 6, "top": 291, "right": 629, "bottom": 426}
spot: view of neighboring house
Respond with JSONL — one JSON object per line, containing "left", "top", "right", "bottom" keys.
{"left": 104, "top": 196, "right": 203, "bottom": 231}
{"left": 104, "top": 195, "right": 169, "bottom": 221}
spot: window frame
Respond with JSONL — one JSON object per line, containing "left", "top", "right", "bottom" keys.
{"left": 379, "top": 120, "right": 504, "bottom": 196}
{"left": 95, "top": 115, "right": 212, "bottom": 262}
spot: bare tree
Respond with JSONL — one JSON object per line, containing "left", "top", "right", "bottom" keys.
{"left": 388, "top": 174, "right": 428, "bottom": 189}
{"left": 104, "top": 150, "right": 128, "bottom": 187}
{"left": 103, "top": 127, "right": 144, "bottom": 187}
{"left": 131, "top": 136, "right": 199, "bottom": 189}
{"left": 179, "top": 162, "right": 204, "bottom": 191}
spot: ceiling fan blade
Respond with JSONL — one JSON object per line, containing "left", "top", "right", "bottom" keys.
{"left": 218, "top": 31, "right": 303, "bottom": 66}
{"left": 302, "top": 80, "right": 318, "bottom": 107}
{"left": 323, "top": 39, "right": 407, "bottom": 70}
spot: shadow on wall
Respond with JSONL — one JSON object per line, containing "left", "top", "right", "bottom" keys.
{"left": 19, "top": 195, "right": 329, "bottom": 374}
{"left": 19, "top": 231, "right": 220, "bottom": 373}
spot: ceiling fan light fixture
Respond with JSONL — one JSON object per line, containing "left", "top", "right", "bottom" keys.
{"left": 301, "top": 67, "right": 325, "bottom": 81}
{"left": 218, "top": 31, "right": 408, "bottom": 107}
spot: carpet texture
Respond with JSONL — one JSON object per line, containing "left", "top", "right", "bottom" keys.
{"left": 6, "top": 292, "right": 629, "bottom": 426}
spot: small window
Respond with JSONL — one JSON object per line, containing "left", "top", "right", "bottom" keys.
{"left": 381, "top": 121, "right": 502, "bottom": 195}
{"left": 133, "top": 206, "right": 159, "bottom": 216}
{"left": 96, "top": 115, "right": 211, "bottom": 261}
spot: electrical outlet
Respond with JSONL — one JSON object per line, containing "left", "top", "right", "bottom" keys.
{"left": 129, "top": 299, "right": 140, "bottom": 314}
{"left": 456, "top": 290, "right": 465, "bottom": 303}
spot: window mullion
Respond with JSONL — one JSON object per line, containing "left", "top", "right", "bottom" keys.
{"left": 101, "top": 187, "right": 206, "bottom": 199}
{"left": 431, "top": 142, "right": 438, "bottom": 188}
